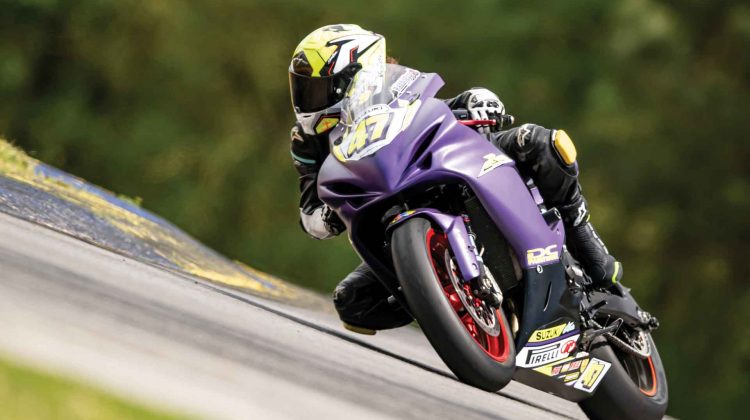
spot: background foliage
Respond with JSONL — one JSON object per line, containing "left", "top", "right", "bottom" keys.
{"left": 1, "top": 0, "right": 748, "bottom": 418}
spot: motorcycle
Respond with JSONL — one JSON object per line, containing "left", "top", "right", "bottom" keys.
{"left": 317, "top": 63, "right": 668, "bottom": 419}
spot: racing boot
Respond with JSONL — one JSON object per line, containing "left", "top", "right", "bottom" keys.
{"left": 559, "top": 197, "right": 623, "bottom": 289}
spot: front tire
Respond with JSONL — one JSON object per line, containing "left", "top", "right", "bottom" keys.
{"left": 579, "top": 334, "right": 668, "bottom": 419}
{"left": 391, "top": 218, "right": 516, "bottom": 391}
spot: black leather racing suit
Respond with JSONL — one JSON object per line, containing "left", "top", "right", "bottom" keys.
{"left": 290, "top": 99, "right": 587, "bottom": 331}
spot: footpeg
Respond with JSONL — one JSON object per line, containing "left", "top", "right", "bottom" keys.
{"left": 582, "top": 298, "right": 607, "bottom": 320}
{"left": 580, "top": 318, "right": 623, "bottom": 348}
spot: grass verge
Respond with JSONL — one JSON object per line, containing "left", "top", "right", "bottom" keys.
{"left": 0, "top": 356, "right": 187, "bottom": 420}
{"left": 0, "top": 139, "right": 36, "bottom": 178}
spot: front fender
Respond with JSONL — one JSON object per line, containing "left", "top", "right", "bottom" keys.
{"left": 386, "top": 208, "right": 481, "bottom": 281}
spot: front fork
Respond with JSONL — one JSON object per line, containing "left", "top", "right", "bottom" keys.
{"left": 386, "top": 208, "right": 504, "bottom": 314}
{"left": 386, "top": 208, "right": 484, "bottom": 282}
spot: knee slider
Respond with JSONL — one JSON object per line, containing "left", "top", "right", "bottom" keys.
{"left": 552, "top": 129, "right": 577, "bottom": 165}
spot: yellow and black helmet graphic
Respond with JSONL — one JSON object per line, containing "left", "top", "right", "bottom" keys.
{"left": 289, "top": 24, "right": 385, "bottom": 129}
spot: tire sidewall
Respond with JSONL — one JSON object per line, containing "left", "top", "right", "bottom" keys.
{"left": 579, "top": 335, "right": 668, "bottom": 420}
{"left": 392, "top": 218, "right": 516, "bottom": 391}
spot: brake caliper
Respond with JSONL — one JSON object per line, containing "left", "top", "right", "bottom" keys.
{"left": 475, "top": 276, "right": 502, "bottom": 308}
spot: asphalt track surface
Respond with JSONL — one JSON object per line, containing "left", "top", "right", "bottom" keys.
{"left": 0, "top": 211, "right": 589, "bottom": 419}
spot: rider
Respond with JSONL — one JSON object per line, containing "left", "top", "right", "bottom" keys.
{"left": 288, "top": 24, "right": 623, "bottom": 334}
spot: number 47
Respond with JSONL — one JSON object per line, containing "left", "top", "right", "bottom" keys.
{"left": 347, "top": 113, "right": 393, "bottom": 155}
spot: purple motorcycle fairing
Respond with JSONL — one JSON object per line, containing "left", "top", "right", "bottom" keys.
{"left": 316, "top": 67, "right": 597, "bottom": 400}
{"left": 317, "top": 72, "right": 564, "bottom": 276}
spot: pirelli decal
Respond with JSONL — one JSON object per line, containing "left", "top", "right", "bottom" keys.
{"left": 516, "top": 334, "right": 580, "bottom": 368}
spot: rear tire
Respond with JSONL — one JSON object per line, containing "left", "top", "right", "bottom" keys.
{"left": 579, "top": 335, "right": 668, "bottom": 419}
{"left": 391, "top": 218, "right": 515, "bottom": 391}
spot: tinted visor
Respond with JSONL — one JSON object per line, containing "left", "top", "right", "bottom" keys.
{"left": 289, "top": 63, "right": 361, "bottom": 113}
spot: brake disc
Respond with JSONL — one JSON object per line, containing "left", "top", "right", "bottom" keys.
{"left": 445, "top": 251, "right": 501, "bottom": 336}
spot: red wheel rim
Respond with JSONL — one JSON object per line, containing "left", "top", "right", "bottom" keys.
{"left": 426, "top": 228, "right": 510, "bottom": 363}
{"left": 639, "top": 356, "right": 658, "bottom": 396}
{"left": 612, "top": 331, "right": 658, "bottom": 397}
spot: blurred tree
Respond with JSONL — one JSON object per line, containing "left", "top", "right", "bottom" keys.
{"left": 0, "top": 0, "right": 747, "bottom": 418}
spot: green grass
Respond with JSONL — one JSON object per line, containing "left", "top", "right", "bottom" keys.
{"left": 0, "top": 139, "right": 35, "bottom": 177}
{"left": 0, "top": 139, "right": 142, "bottom": 208}
{"left": 0, "top": 356, "right": 187, "bottom": 420}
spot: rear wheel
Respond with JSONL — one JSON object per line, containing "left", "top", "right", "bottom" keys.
{"left": 391, "top": 218, "right": 515, "bottom": 391}
{"left": 579, "top": 329, "right": 668, "bottom": 419}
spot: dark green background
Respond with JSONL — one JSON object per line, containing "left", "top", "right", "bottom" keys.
{"left": 2, "top": 1, "right": 748, "bottom": 418}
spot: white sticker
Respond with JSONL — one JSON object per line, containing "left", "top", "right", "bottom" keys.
{"left": 478, "top": 153, "right": 513, "bottom": 177}
{"left": 572, "top": 358, "right": 612, "bottom": 393}
{"left": 516, "top": 334, "right": 580, "bottom": 368}
{"left": 390, "top": 69, "right": 420, "bottom": 97}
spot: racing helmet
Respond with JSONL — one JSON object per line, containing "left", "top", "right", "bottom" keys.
{"left": 289, "top": 24, "right": 385, "bottom": 135}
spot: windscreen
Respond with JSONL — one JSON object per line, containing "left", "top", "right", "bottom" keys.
{"left": 340, "top": 64, "right": 421, "bottom": 127}
{"left": 333, "top": 64, "right": 422, "bottom": 162}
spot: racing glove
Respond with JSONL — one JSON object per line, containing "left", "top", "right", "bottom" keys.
{"left": 300, "top": 205, "right": 345, "bottom": 240}
{"left": 322, "top": 205, "right": 346, "bottom": 237}
{"left": 464, "top": 88, "right": 506, "bottom": 134}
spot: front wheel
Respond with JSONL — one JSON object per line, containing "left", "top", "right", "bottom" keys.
{"left": 391, "top": 218, "right": 516, "bottom": 391}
